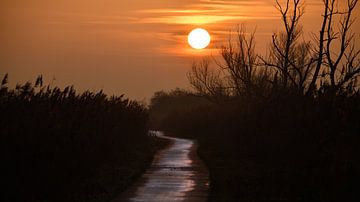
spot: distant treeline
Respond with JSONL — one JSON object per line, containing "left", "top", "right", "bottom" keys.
{"left": 150, "top": 88, "right": 360, "bottom": 201}
{"left": 150, "top": 0, "right": 360, "bottom": 201}
{"left": 0, "top": 74, "right": 161, "bottom": 202}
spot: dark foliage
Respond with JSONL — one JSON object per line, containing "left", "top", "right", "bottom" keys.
{"left": 0, "top": 75, "right": 156, "bottom": 202}
{"left": 149, "top": 88, "right": 212, "bottom": 130}
{"left": 150, "top": 89, "right": 360, "bottom": 201}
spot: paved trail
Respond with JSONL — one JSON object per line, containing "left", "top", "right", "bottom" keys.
{"left": 113, "top": 131, "right": 209, "bottom": 202}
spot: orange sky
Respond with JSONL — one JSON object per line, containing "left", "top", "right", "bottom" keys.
{"left": 1, "top": 0, "right": 359, "bottom": 100}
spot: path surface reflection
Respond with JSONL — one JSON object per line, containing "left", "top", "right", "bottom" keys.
{"left": 113, "top": 131, "right": 209, "bottom": 202}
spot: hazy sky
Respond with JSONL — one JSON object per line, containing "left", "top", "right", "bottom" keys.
{"left": 1, "top": 0, "right": 359, "bottom": 100}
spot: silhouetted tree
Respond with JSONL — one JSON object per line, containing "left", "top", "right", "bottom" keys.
{"left": 188, "top": 26, "right": 271, "bottom": 102}
{"left": 189, "top": 0, "right": 360, "bottom": 99}
{"left": 308, "top": 0, "right": 360, "bottom": 95}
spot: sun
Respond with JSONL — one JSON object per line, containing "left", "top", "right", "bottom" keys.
{"left": 188, "top": 28, "right": 211, "bottom": 49}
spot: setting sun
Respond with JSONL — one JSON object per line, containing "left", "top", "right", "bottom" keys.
{"left": 2, "top": 0, "right": 360, "bottom": 201}
{"left": 188, "top": 28, "right": 211, "bottom": 49}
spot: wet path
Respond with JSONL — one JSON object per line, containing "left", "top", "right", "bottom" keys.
{"left": 112, "top": 131, "right": 209, "bottom": 202}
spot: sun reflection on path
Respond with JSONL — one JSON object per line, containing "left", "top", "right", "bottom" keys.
{"left": 113, "top": 131, "right": 209, "bottom": 202}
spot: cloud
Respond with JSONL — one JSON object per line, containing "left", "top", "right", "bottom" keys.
{"left": 199, "top": 0, "right": 267, "bottom": 5}
{"left": 136, "top": 15, "right": 251, "bottom": 25}
{"left": 136, "top": 0, "right": 277, "bottom": 26}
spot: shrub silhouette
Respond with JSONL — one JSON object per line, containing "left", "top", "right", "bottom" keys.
{"left": 0, "top": 75, "right": 151, "bottom": 202}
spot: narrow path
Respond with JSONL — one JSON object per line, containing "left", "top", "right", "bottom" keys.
{"left": 112, "top": 131, "right": 209, "bottom": 202}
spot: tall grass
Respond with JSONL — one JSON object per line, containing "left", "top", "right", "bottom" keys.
{"left": 0, "top": 75, "right": 153, "bottom": 202}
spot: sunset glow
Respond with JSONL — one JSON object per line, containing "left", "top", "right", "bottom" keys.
{"left": 2, "top": 1, "right": 359, "bottom": 201}
{"left": 1, "top": 0, "right": 359, "bottom": 99}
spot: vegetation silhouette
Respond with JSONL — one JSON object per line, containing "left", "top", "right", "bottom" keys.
{"left": 150, "top": 0, "right": 360, "bottom": 201}
{"left": 0, "top": 74, "right": 167, "bottom": 202}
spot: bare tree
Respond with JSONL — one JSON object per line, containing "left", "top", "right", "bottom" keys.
{"left": 263, "top": 0, "right": 359, "bottom": 95}
{"left": 261, "top": 0, "right": 317, "bottom": 94}
{"left": 274, "top": 0, "right": 303, "bottom": 88}
{"left": 220, "top": 26, "right": 260, "bottom": 97}
{"left": 187, "top": 59, "right": 228, "bottom": 102}
{"left": 189, "top": 0, "right": 359, "bottom": 100}
{"left": 188, "top": 26, "right": 270, "bottom": 101}
{"left": 308, "top": 0, "right": 360, "bottom": 95}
